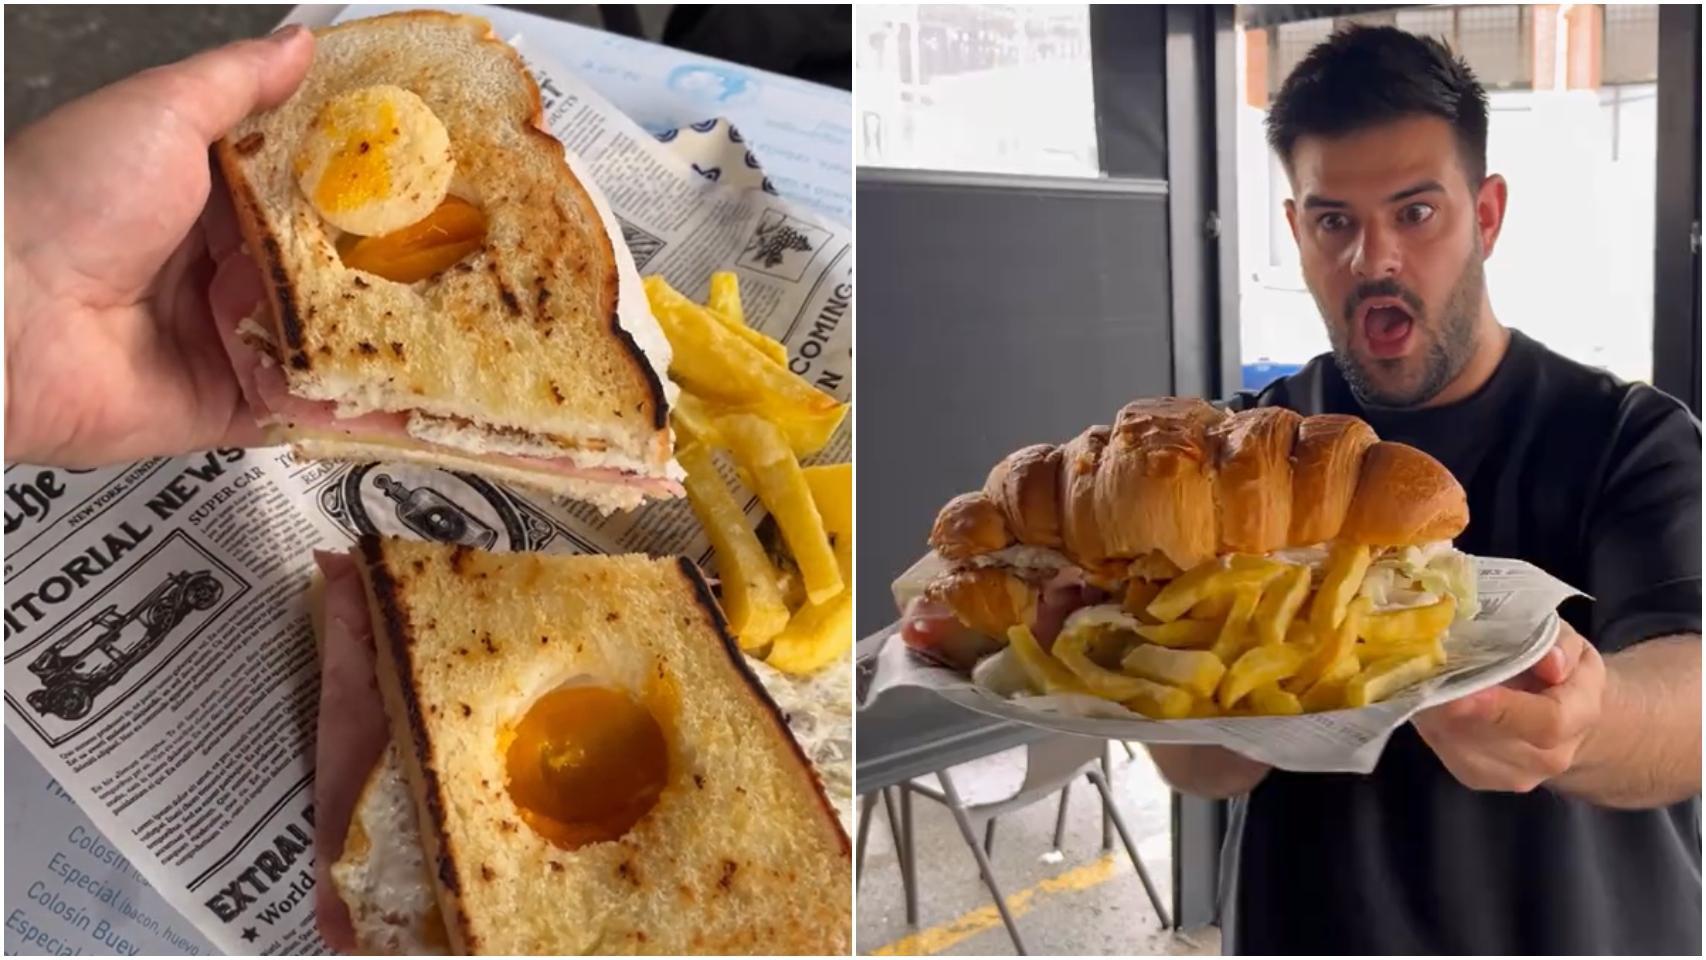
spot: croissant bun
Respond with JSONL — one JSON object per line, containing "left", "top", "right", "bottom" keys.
{"left": 929, "top": 400, "right": 1467, "bottom": 573}
{"left": 924, "top": 568, "right": 1040, "bottom": 639}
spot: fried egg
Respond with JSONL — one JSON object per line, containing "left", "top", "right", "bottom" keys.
{"left": 296, "top": 84, "right": 454, "bottom": 236}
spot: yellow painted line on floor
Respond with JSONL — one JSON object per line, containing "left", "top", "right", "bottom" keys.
{"left": 868, "top": 853, "right": 1123, "bottom": 956}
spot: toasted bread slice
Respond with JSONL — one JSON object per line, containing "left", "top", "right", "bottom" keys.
{"left": 215, "top": 12, "right": 676, "bottom": 483}
{"left": 355, "top": 537, "right": 850, "bottom": 954}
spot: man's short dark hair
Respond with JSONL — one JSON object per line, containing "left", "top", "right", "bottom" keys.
{"left": 1266, "top": 25, "right": 1490, "bottom": 185}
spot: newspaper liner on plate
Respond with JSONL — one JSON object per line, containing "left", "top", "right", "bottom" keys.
{"left": 1, "top": 26, "right": 850, "bottom": 958}
{"left": 869, "top": 556, "right": 1580, "bottom": 774}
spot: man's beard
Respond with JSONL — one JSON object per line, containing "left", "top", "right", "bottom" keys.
{"left": 1323, "top": 241, "right": 1483, "bottom": 408}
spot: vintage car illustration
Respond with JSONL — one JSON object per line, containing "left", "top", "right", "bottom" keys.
{"left": 26, "top": 570, "right": 223, "bottom": 721}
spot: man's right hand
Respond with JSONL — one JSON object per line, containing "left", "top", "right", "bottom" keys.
{"left": 1145, "top": 743, "right": 1271, "bottom": 798}
{"left": 4, "top": 26, "right": 313, "bottom": 468}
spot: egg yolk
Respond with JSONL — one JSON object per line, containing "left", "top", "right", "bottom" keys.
{"left": 504, "top": 685, "right": 668, "bottom": 850}
{"left": 312, "top": 97, "right": 400, "bottom": 214}
{"left": 339, "top": 196, "right": 487, "bottom": 283}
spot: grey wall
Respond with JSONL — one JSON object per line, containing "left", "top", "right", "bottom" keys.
{"left": 856, "top": 181, "right": 1177, "bottom": 636}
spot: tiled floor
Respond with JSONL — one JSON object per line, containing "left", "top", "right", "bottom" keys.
{"left": 856, "top": 744, "right": 1221, "bottom": 956}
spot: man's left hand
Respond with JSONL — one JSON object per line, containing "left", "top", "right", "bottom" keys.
{"left": 1413, "top": 622, "right": 1606, "bottom": 793}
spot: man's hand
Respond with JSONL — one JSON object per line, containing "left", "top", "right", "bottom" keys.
{"left": 1413, "top": 621, "right": 1605, "bottom": 793}
{"left": 5, "top": 26, "right": 314, "bottom": 468}
{"left": 1146, "top": 743, "right": 1272, "bottom": 798}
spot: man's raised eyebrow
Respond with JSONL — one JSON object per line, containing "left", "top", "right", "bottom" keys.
{"left": 1301, "top": 194, "right": 1347, "bottom": 210}
{"left": 1387, "top": 180, "right": 1445, "bottom": 203}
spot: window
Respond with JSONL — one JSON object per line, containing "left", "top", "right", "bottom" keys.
{"left": 855, "top": 4, "right": 1099, "bottom": 176}
{"left": 1603, "top": 4, "right": 1660, "bottom": 85}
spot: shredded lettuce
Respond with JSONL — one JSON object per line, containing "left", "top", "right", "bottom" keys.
{"left": 1269, "top": 543, "right": 1332, "bottom": 571}
{"left": 1058, "top": 604, "right": 1144, "bottom": 669}
{"left": 1061, "top": 603, "right": 1142, "bottom": 635}
{"left": 1360, "top": 542, "right": 1478, "bottom": 620}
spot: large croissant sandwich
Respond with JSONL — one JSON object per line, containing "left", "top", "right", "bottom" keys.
{"left": 899, "top": 397, "right": 1480, "bottom": 717}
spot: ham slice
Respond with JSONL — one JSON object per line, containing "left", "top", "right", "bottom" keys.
{"left": 209, "top": 254, "right": 682, "bottom": 499}
{"left": 899, "top": 596, "right": 1010, "bottom": 672}
{"left": 312, "top": 550, "right": 391, "bottom": 953}
{"left": 1034, "top": 580, "right": 1108, "bottom": 649}
{"left": 900, "top": 573, "right": 1109, "bottom": 671}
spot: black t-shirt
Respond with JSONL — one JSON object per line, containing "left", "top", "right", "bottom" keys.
{"left": 1221, "top": 329, "right": 1703, "bottom": 954}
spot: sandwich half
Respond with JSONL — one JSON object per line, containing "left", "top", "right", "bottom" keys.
{"left": 215, "top": 13, "right": 681, "bottom": 513}
{"left": 313, "top": 538, "right": 850, "bottom": 955}
{"left": 901, "top": 399, "right": 1479, "bottom": 676}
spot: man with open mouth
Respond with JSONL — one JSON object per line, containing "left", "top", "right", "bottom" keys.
{"left": 1151, "top": 25, "right": 1702, "bottom": 956}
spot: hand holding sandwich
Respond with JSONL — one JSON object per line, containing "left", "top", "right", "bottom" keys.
{"left": 4, "top": 25, "right": 313, "bottom": 467}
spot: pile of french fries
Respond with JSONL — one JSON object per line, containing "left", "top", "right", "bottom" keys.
{"left": 645, "top": 273, "right": 852, "bottom": 676}
{"left": 1006, "top": 542, "right": 1460, "bottom": 718}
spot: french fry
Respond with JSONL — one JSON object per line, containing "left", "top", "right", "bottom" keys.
{"left": 1248, "top": 683, "right": 1303, "bottom": 716}
{"left": 774, "top": 563, "right": 807, "bottom": 611}
{"left": 766, "top": 461, "right": 855, "bottom": 676}
{"left": 1309, "top": 542, "right": 1372, "bottom": 635}
{"left": 1147, "top": 560, "right": 1228, "bottom": 622}
{"left": 766, "top": 590, "right": 851, "bottom": 675}
{"left": 1299, "top": 678, "right": 1350, "bottom": 713}
{"left": 1133, "top": 619, "right": 1219, "bottom": 648}
{"left": 801, "top": 460, "right": 852, "bottom": 602}
{"left": 801, "top": 463, "right": 852, "bottom": 565}
{"left": 1346, "top": 652, "right": 1439, "bottom": 707}
{"left": 1188, "top": 593, "right": 1235, "bottom": 621}
{"left": 1123, "top": 679, "right": 1196, "bottom": 720}
{"left": 1220, "top": 643, "right": 1307, "bottom": 710}
{"left": 1123, "top": 579, "right": 1163, "bottom": 623}
{"left": 1187, "top": 698, "right": 1222, "bottom": 719}
{"left": 708, "top": 272, "right": 748, "bottom": 326}
{"left": 1296, "top": 648, "right": 1362, "bottom": 708}
{"left": 655, "top": 273, "right": 787, "bottom": 368}
{"left": 1359, "top": 633, "right": 1447, "bottom": 667}
{"left": 1083, "top": 625, "right": 1136, "bottom": 667}
{"left": 1284, "top": 620, "right": 1317, "bottom": 648}
{"left": 1320, "top": 648, "right": 1363, "bottom": 684}
{"left": 1120, "top": 644, "right": 1226, "bottom": 700}
{"left": 719, "top": 414, "right": 843, "bottom": 604}
{"left": 1360, "top": 595, "right": 1457, "bottom": 644}
{"left": 677, "top": 442, "right": 788, "bottom": 649}
{"left": 706, "top": 271, "right": 789, "bottom": 365}
{"left": 1254, "top": 565, "right": 1311, "bottom": 646}
{"left": 671, "top": 389, "right": 725, "bottom": 447}
{"left": 1209, "top": 589, "right": 1263, "bottom": 663}
{"left": 1218, "top": 565, "right": 1289, "bottom": 594}
{"left": 1293, "top": 594, "right": 1372, "bottom": 691}
{"left": 1054, "top": 628, "right": 1157, "bottom": 700}
{"left": 1008, "top": 625, "right": 1091, "bottom": 696}
{"left": 1148, "top": 557, "right": 1285, "bottom": 623}
{"left": 644, "top": 276, "right": 847, "bottom": 455}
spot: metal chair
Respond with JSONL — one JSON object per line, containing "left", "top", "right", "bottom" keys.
{"left": 860, "top": 735, "right": 1170, "bottom": 955}
{"left": 856, "top": 785, "right": 920, "bottom": 926}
